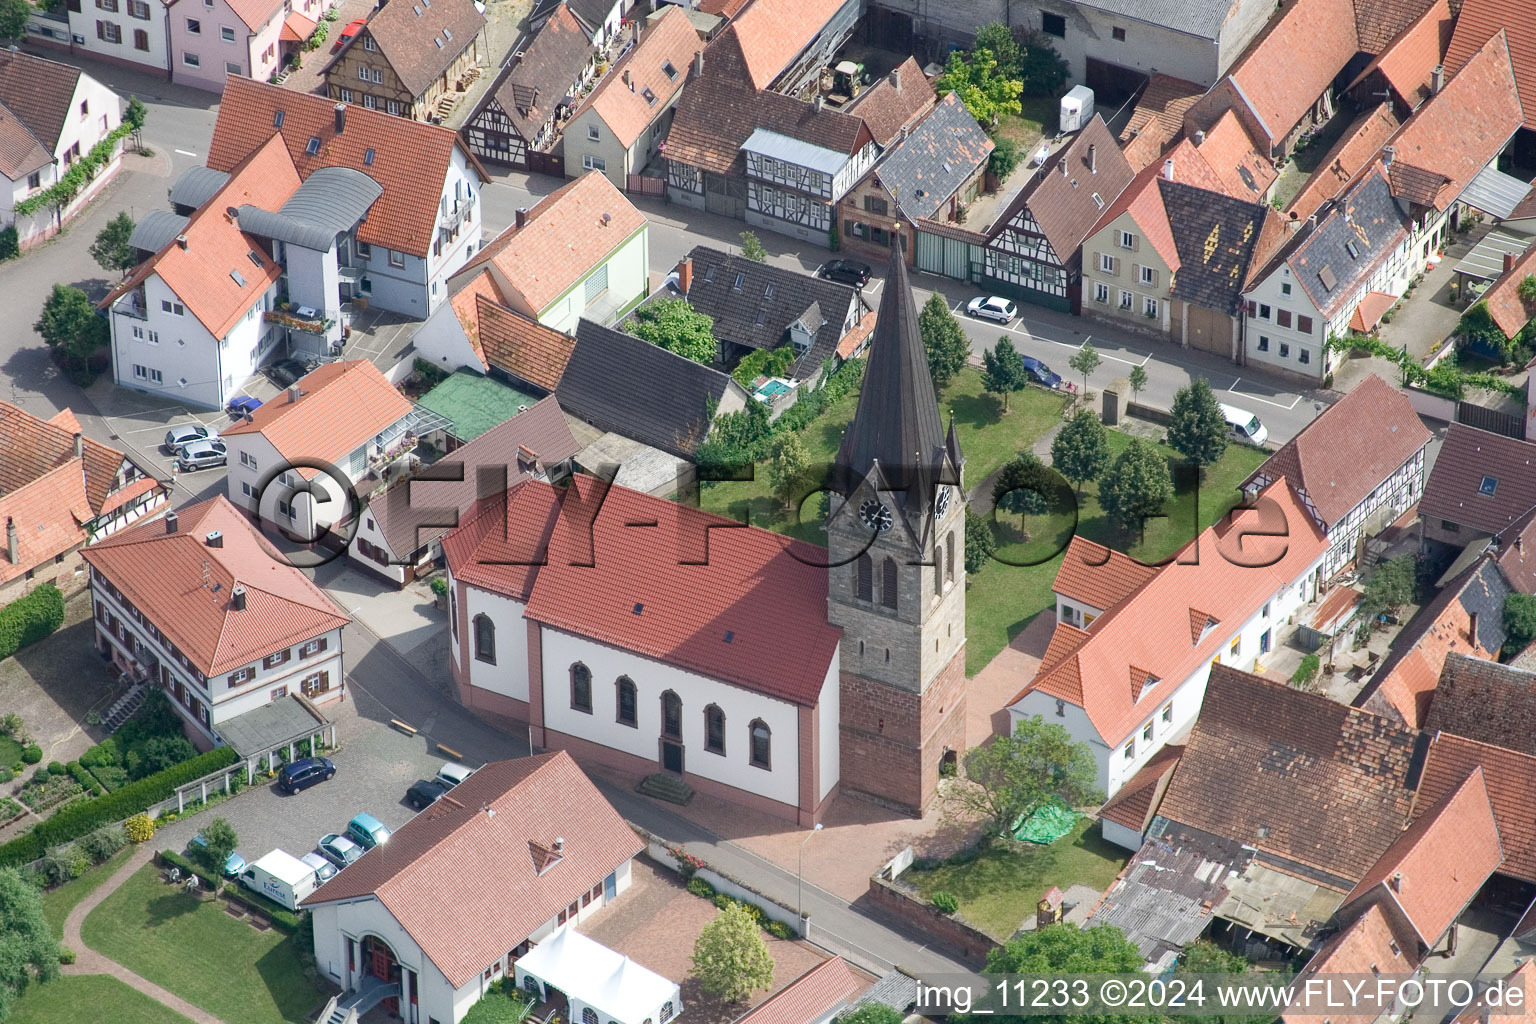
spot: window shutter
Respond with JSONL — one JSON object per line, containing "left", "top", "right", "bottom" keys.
{"left": 96, "top": 19, "right": 106, "bottom": 38}
{"left": 1246, "top": 300, "right": 1257, "bottom": 317}
{"left": 1131, "top": 233, "right": 1140, "bottom": 253}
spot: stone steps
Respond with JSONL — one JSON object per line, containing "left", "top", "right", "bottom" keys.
{"left": 102, "top": 682, "right": 148, "bottom": 734}
{"left": 637, "top": 772, "right": 694, "bottom": 806}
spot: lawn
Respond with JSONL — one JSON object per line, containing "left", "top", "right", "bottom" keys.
{"left": 964, "top": 436, "right": 1269, "bottom": 674}
{"left": 41, "top": 846, "right": 135, "bottom": 939}
{"left": 993, "top": 95, "right": 1060, "bottom": 154}
{"left": 907, "top": 818, "right": 1128, "bottom": 940}
{"left": 9, "top": 975, "right": 194, "bottom": 1024}
{"left": 81, "top": 863, "right": 323, "bottom": 1024}
{"left": 0, "top": 734, "right": 22, "bottom": 765}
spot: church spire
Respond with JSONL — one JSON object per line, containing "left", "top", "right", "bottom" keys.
{"left": 836, "top": 237, "right": 949, "bottom": 513}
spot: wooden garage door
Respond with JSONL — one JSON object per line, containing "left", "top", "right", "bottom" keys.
{"left": 1184, "top": 304, "right": 1231, "bottom": 356}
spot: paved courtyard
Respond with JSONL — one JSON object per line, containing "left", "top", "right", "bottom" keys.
{"left": 0, "top": 595, "right": 122, "bottom": 769}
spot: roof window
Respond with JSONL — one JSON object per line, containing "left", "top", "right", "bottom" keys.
{"left": 247, "top": 250, "right": 263, "bottom": 266}
{"left": 723, "top": 630, "right": 733, "bottom": 643}
{"left": 364, "top": 148, "right": 375, "bottom": 166}
{"left": 1092, "top": 192, "right": 1103, "bottom": 209}
{"left": 434, "top": 35, "right": 443, "bottom": 47}
{"left": 443, "top": 26, "right": 452, "bottom": 39}
{"left": 662, "top": 61, "right": 678, "bottom": 80}
{"left": 230, "top": 270, "right": 245, "bottom": 287}
{"left": 732, "top": 272, "right": 744, "bottom": 291}
{"left": 632, "top": 603, "right": 644, "bottom": 615}
{"left": 1480, "top": 476, "right": 1499, "bottom": 496}
{"left": 273, "top": 110, "right": 284, "bottom": 128}
{"left": 305, "top": 136, "right": 320, "bottom": 155}
{"left": 763, "top": 283, "right": 773, "bottom": 299}
{"left": 642, "top": 87, "right": 657, "bottom": 106}
{"left": 1345, "top": 241, "right": 1360, "bottom": 260}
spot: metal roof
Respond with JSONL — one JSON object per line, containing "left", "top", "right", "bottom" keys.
{"left": 237, "top": 166, "right": 383, "bottom": 251}
{"left": 1462, "top": 164, "right": 1535, "bottom": 219}
{"left": 169, "top": 165, "right": 231, "bottom": 211}
{"left": 1452, "top": 229, "right": 1533, "bottom": 282}
{"left": 129, "top": 210, "right": 190, "bottom": 254}
{"left": 741, "top": 128, "right": 850, "bottom": 176}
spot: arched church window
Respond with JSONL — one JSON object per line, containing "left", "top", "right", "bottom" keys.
{"left": 881, "top": 558, "right": 898, "bottom": 610}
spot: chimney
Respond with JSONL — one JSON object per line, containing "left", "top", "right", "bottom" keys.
{"left": 1390, "top": 871, "right": 1404, "bottom": 893}
{"left": 813, "top": 93, "right": 824, "bottom": 112}
{"left": 230, "top": 584, "right": 246, "bottom": 611}
{"left": 677, "top": 256, "right": 693, "bottom": 295}
{"left": 1194, "top": 129, "right": 1205, "bottom": 145}
{"left": 205, "top": 530, "right": 223, "bottom": 548}
{"left": 888, "top": 66, "right": 901, "bottom": 91}
{"left": 1059, "top": 156, "right": 1068, "bottom": 177}
{"left": 1431, "top": 64, "right": 1444, "bottom": 94}
{"left": 288, "top": 384, "right": 301, "bottom": 403}
{"left": 1288, "top": 212, "right": 1301, "bottom": 232}
{"left": 515, "top": 207, "right": 528, "bottom": 229}
{"left": 1088, "top": 144, "right": 1096, "bottom": 173}
{"left": 175, "top": 234, "right": 188, "bottom": 250}
{"left": 623, "top": 70, "right": 632, "bottom": 90}
{"left": 5, "top": 517, "right": 16, "bottom": 565}
{"left": 1307, "top": 214, "right": 1318, "bottom": 231}
{"left": 165, "top": 509, "right": 178, "bottom": 534}
{"left": 72, "top": 431, "right": 83, "bottom": 458}
{"left": 1469, "top": 610, "right": 1480, "bottom": 649}
{"left": 554, "top": 837, "right": 564, "bottom": 851}
{"left": 1504, "top": 252, "right": 1517, "bottom": 273}
{"left": 693, "top": 50, "right": 703, "bottom": 79}
{"left": 1382, "top": 145, "right": 1394, "bottom": 167}
{"left": 334, "top": 102, "right": 346, "bottom": 134}
{"left": 1162, "top": 158, "right": 1175, "bottom": 181}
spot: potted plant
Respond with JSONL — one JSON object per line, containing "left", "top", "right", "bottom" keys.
{"left": 430, "top": 577, "right": 448, "bottom": 610}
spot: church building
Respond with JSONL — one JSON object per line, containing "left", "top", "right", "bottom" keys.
{"left": 440, "top": 242, "right": 967, "bottom": 821}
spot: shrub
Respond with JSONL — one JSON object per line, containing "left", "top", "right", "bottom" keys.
{"left": 35, "top": 847, "right": 78, "bottom": 887}
{"left": 766, "top": 919, "right": 795, "bottom": 940}
{"left": 909, "top": 857, "right": 942, "bottom": 872}
{"left": 945, "top": 846, "right": 980, "bottom": 867}
{"left": 1291, "top": 654, "right": 1321, "bottom": 688}
{"left": 0, "top": 767, "right": 11, "bottom": 784}
{"left": 58, "top": 944, "right": 76, "bottom": 965}
{"left": 222, "top": 882, "right": 302, "bottom": 932}
{"left": 158, "top": 848, "right": 218, "bottom": 890}
{"left": 0, "top": 713, "right": 21, "bottom": 737}
{"left": 0, "top": 225, "right": 18, "bottom": 262}
{"left": 713, "top": 892, "right": 735, "bottom": 912}
{"left": 47, "top": 761, "right": 65, "bottom": 777}
{"left": 686, "top": 877, "right": 716, "bottom": 899}
{"left": 931, "top": 891, "right": 959, "bottom": 914}
{"left": 78, "top": 825, "right": 127, "bottom": 862}
{"left": 69, "top": 762, "right": 105, "bottom": 796}
{"left": 0, "top": 582, "right": 66, "bottom": 660}
{"left": 88, "top": 763, "right": 128, "bottom": 792}
{"left": 21, "top": 745, "right": 42, "bottom": 764}
{"left": 430, "top": 577, "right": 448, "bottom": 596}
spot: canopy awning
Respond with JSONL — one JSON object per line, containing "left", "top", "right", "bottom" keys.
{"left": 281, "top": 10, "right": 317, "bottom": 43}
{"left": 1453, "top": 229, "right": 1533, "bottom": 283}
{"left": 1349, "top": 291, "right": 1397, "bottom": 333}
{"left": 1462, "top": 164, "right": 1533, "bottom": 220}
{"left": 515, "top": 928, "right": 679, "bottom": 1024}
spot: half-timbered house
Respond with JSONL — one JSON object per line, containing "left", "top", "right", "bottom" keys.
{"left": 462, "top": 3, "right": 598, "bottom": 169}
{"left": 321, "top": 0, "right": 486, "bottom": 122}
{"left": 980, "top": 116, "right": 1132, "bottom": 313}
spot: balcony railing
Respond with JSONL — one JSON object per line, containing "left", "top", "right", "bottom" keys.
{"left": 264, "top": 309, "right": 334, "bottom": 335}
{"left": 116, "top": 299, "right": 149, "bottom": 321}
{"left": 440, "top": 196, "right": 476, "bottom": 235}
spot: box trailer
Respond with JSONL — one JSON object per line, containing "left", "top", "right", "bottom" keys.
{"left": 238, "top": 849, "right": 318, "bottom": 912}
{"left": 1060, "top": 86, "right": 1095, "bottom": 133}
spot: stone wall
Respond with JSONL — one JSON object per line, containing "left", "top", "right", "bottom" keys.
{"left": 865, "top": 873, "right": 999, "bottom": 969}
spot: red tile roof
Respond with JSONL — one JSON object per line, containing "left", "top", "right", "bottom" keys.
{"left": 726, "top": 0, "right": 846, "bottom": 90}
{"left": 342, "top": 0, "right": 485, "bottom": 100}
{"left": 1454, "top": 961, "right": 1536, "bottom": 1024}
{"left": 1097, "top": 743, "right": 1182, "bottom": 834}
{"left": 104, "top": 135, "right": 295, "bottom": 338}
{"left": 0, "top": 48, "right": 83, "bottom": 155}
{"left": 845, "top": 58, "right": 935, "bottom": 148}
{"left": 1386, "top": 30, "right": 1524, "bottom": 211}
{"left": 1416, "top": 733, "right": 1536, "bottom": 883}
{"left": 1051, "top": 536, "right": 1159, "bottom": 613}
{"left": 1350, "top": 291, "right": 1399, "bottom": 333}
{"left": 1480, "top": 238, "right": 1536, "bottom": 339}
{"left": 81, "top": 496, "right": 347, "bottom": 675}
{"left": 1424, "top": 654, "right": 1536, "bottom": 759}
{"left": 1014, "top": 480, "right": 1328, "bottom": 747}
{"left": 1348, "top": 0, "right": 1453, "bottom": 108}
{"left": 453, "top": 171, "right": 645, "bottom": 315}
{"left": 445, "top": 477, "right": 842, "bottom": 705}
{"left": 206, "top": 78, "right": 485, "bottom": 258}
{"left": 1119, "top": 74, "right": 1205, "bottom": 172}
{"left": 1245, "top": 374, "right": 1430, "bottom": 529}
{"left": 226, "top": 0, "right": 284, "bottom": 32}
{"left": 1223, "top": 0, "right": 1360, "bottom": 149}
{"left": 835, "top": 309, "right": 876, "bottom": 360}
{"left": 1343, "top": 767, "right": 1502, "bottom": 946}
{"left": 222, "top": 360, "right": 414, "bottom": 478}
{"left": 733, "top": 957, "right": 861, "bottom": 1024}
{"left": 302, "top": 752, "right": 644, "bottom": 989}
{"left": 1283, "top": 905, "right": 1416, "bottom": 1024}
{"left": 571, "top": 6, "right": 701, "bottom": 149}
{"left": 1189, "top": 110, "right": 1277, "bottom": 202}
{"left": 1443, "top": 0, "right": 1536, "bottom": 130}
{"left": 1493, "top": 505, "right": 1536, "bottom": 594}
{"left": 0, "top": 98, "right": 56, "bottom": 182}
{"left": 471, "top": 294, "right": 577, "bottom": 390}
{"left": 1286, "top": 103, "right": 1401, "bottom": 222}
{"left": 1088, "top": 159, "right": 1185, "bottom": 274}
{"left": 999, "top": 117, "right": 1136, "bottom": 271}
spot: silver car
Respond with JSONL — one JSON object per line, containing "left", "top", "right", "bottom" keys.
{"left": 176, "top": 438, "right": 227, "bottom": 471}
{"left": 164, "top": 424, "right": 217, "bottom": 452}
{"left": 966, "top": 295, "right": 1018, "bottom": 324}
{"left": 300, "top": 851, "right": 338, "bottom": 884}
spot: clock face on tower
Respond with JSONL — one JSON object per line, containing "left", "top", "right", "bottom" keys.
{"left": 859, "top": 498, "right": 893, "bottom": 532}
{"left": 935, "top": 486, "right": 951, "bottom": 520}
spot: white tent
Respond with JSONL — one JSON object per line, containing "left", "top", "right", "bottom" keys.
{"left": 515, "top": 927, "right": 681, "bottom": 1024}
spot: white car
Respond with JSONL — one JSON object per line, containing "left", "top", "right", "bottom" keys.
{"left": 164, "top": 424, "right": 217, "bottom": 452}
{"left": 966, "top": 296, "right": 1018, "bottom": 324}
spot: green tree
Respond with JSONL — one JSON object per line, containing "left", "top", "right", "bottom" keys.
{"left": 935, "top": 46, "right": 1022, "bottom": 127}
{"left": 992, "top": 452, "right": 1053, "bottom": 526}
{"left": 1097, "top": 438, "right": 1173, "bottom": 537}
{"left": 981, "top": 336, "right": 1029, "bottom": 411}
{"left": 89, "top": 211, "right": 139, "bottom": 275}
{"left": 964, "top": 507, "right": 995, "bottom": 575}
{"left": 1357, "top": 554, "right": 1417, "bottom": 624}
{"left": 125, "top": 735, "right": 195, "bottom": 780}
{"left": 1068, "top": 341, "right": 1100, "bottom": 397}
{"left": 0, "top": 0, "right": 29, "bottom": 42}
{"left": 985, "top": 924, "right": 1151, "bottom": 1024}
{"left": 0, "top": 865, "right": 60, "bottom": 1020}
{"left": 767, "top": 432, "right": 811, "bottom": 510}
{"left": 988, "top": 136, "right": 1020, "bottom": 181}
{"left": 195, "top": 817, "right": 238, "bottom": 873}
{"left": 1503, "top": 593, "right": 1536, "bottom": 656}
{"left": 838, "top": 1005, "right": 903, "bottom": 1024}
{"left": 952, "top": 715, "right": 1100, "bottom": 837}
{"left": 1051, "top": 409, "right": 1109, "bottom": 494}
{"left": 1520, "top": 274, "right": 1536, "bottom": 305}
{"left": 125, "top": 96, "right": 148, "bottom": 134}
{"left": 1458, "top": 301, "right": 1517, "bottom": 363}
{"left": 1018, "top": 30, "right": 1071, "bottom": 96}
{"left": 694, "top": 399, "right": 772, "bottom": 481}
{"left": 919, "top": 293, "right": 970, "bottom": 390}
{"left": 34, "top": 284, "right": 109, "bottom": 375}
{"left": 1175, "top": 942, "right": 1255, "bottom": 1024}
{"left": 973, "top": 22, "right": 1024, "bottom": 79}
{"left": 1128, "top": 364, "right": 1148, "bottom": 402}
{"left": 628, "top": 298, "right": 716, "bottom": 364}
{"left": 738, "top": 231, "right": 767, "bottom": 263}
{"left": 691, "top": 901, "right": 774, "bottom": 1002}
{"left": 1166, "top": 378, "right": 1229, "bottom": 468}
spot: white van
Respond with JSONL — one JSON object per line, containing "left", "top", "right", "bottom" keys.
{"left": 238, "top": 849, "right": 318, "bottom": 911}
{"left": 1220, "top": 403, "right": 1269, "bottom": 447}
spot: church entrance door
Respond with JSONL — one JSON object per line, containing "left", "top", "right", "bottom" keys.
{"left": 661, "top": 741, "right": 683, "bottom": 774}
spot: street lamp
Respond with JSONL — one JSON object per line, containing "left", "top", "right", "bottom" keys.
{"left": 797, "top": 822, "right": 823, "bottom": 922}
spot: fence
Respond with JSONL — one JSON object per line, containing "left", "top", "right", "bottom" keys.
{"left": 1457, "top": 400, "right": 1526, "bottom": 439}
{"left": 626, "top": 175, "right": 666, "bottom": 198}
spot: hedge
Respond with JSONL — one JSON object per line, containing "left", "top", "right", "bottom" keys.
{"left": 222, "top": 882, "right": 302, "bottom": 932}
{"left": 0, "top": 583, "right": 66, "bottom": 661}
{"left": 159, "top": 848, "right": 219, "bottom": 890}
{"left": 0, "top": 745, "right": 239, "bottom": 866}
{"left": 67, "top": 761, "right": 104, "bottom": 797}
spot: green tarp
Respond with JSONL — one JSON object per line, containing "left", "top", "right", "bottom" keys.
{"left": 1010, "top": 802, "right": 1079, "bottom": 844}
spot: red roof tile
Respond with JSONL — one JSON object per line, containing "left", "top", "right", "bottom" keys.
{"left": 726, "top": 0, "right": 846, "bottom": 90}
{"left": 206, "top": 78, "right": 485, "bottom": 258}
{"left": 1050, "top": 536, "right": 1160, "bottom": 613}
{"left": 1443, "top": 0, "right": 1536, "bottom": 130}
{"left": 1097, "top": 743, "right": 1182, "bottom": 833}
{"left": 845, "top": 58, "right": 935, "bottom": 148}
{"left": 1350, "top": 290, "right": 1398, "bottom": 332}
{"left": 1354, "top": 0, "right": 1438, "bottom": 53}
{"left": 1493, "top": 505, "right": 1536, "bottom": 594}
{"left": 1386, "top": 30, "right": 1524, "bottom": 211}
{"left": 1287, "top": 104, "right": 1402, "bottom": 222}
{"left": 1424, "top": 653, "right": 1536, "bottom": 759}
{"left": 571, "top": 6, "right": 701, "bottom": 150}
{"left": 339, "top": 0, "right": 485, "bottom": 100}
{"left": 1283, "top": 905, "right": 1417, "bottom": 1024}
{"left": 1348, "top": 0, "right": 1453, "bottom": 108}
{"left": 1223, "top": 0, "right": 1360, "bottom": 149}
{"left": 1416, "top": 733, "right": 1536, "bottom": 883}
{"left": 226, "top": 0, "right": 283, "bottom": 32}
{"left": 1344, "top": 767, "right": 1502, "bottom": 946}
{"left": 81, "top": 496, "right": 348, "bottom": 675}
{"left": 1245, "top": 374, "right": 1430, "bottom": 529}
{"left": 1188, "top": 110, "right": 1277, "bottom": 202}
{"left": 1454, "top": 961, "right": 1536, "bottom": 1024}
{"left": 733, "top": 957, "right": 861, "bottom": 1024}
{"left": 998, "top": 117, "right": 1136, "bottom": 274}
{"left": 835, "top": 309, "right": 876, "bottom": 360}
{"left": 471, "top": 294, "right": 577, "bottom": 390}
{"left": 1481, "top": 238, "right": 1536, "bottom": 339}
{"left": 302, "top": 752, "right": 644, "bottom": 989}
{"left": 1119, "top": 74, "right": 1205, "bottom": 172}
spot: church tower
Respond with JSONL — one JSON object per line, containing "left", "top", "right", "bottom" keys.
{"left": 827, "top": 238, "right": 966, "bottom": 816}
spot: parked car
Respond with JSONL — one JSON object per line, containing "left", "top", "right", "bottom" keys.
{"left": 965, "top": 295, "right": 1018, "bottom": 324}
{"left": 333, "top": 17, "right": 366, "bottom": 50}
{"left": 276, "top": 756, "right": 335, "bottom": 794}
{"left": 347, "top": 812, "right": 392, "bottom": 849}
{"left": 1220, "top": 403, "right": 1269, "bottom": 446}
{"left": 176, "top": 439, "right": 227, "bottom": 471}
{"left": 406, "top": 779, "right": 451, "bottom": 810}
{"left": 264, "top": 358, "right": 314, "bottom": 389}
{"left": 237, "top": 850, "right": 317, "bottom": 911}
{"left": 434, "top": 762, "right": 475, "bottom": 788}
{"left": 189, "top": 833, "right": 246, "bottom": 877}
{"left": 300, "top": 851, "right": 338, "bottom": 884}
{"left": 164, "top": 424, "right": 217, "bottom": 453}
{"left": 1021, "top": 356, "right": 1063, "bottom": 389}
{"left": 317, "top": 833, "right": 365, "bottom": 868}
{"left": 819, "top": 259, "right": 872, "bottom": 287}
{"left": 226, "top": 395, "right": 262, "bottom": 417}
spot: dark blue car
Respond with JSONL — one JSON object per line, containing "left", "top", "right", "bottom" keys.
{"left": 1022, "top": 356, "right": 1063, "bottom": 389}
{"left": 226, "top": 395, "right": 263, "bottom": 417}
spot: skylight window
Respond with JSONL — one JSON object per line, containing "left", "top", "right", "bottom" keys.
{"left": 732, "top": 272, "right": 744, "bottom": 291}
{"left": 763, "top": 283, "right": 773, "bottom": 299}
{"left": 305, "top": 136, "right": 320, "bottom": 155}
{"left": 434, "top": 35, "right": 443, "bottom": 47}
{"left": 247, "top": 250, "right": 263, "bottom": 266}
{"left": 662, "top": 61, "right": 678, "bottom": 80}
{"left": 632, "top": 603, "right": 644, "bottom": 615}
{"left": 273, "top": 110, "right": 284, "bottom": 128}
{"left": 443, "top": 26, "right": 451, "bottom": 39}
{"left": 1345, "top": 241, "right": 1360, "bottom": 259}
{"left": 642, "top": 87, "right": 657, "bottom": 106}
{"left": 364, "top": 148, "right": 375, "bottom": 166}
{"left": 230, "top": 270, "right": 245, "bottom": 287}
{"left": 1480, "top": 476, "right": 1499, "bottom": 496}
{"left": 1092, "top": 192, "right": 1103, "bottom": 209}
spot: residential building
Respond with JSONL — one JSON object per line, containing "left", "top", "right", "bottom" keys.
{"left": 321, "top": 0, "right": 486, "bottom": 122}
{"left": 1443, "top": 0, "right": 1536, "bottom": 141}
{"left": 1480, "top": 239, "right": 1536, "bottom": 341}
{"left": 1007, "top": 478, "right": 1329, "bottom": 799}
{"left": 1414, "top": 731, "right": 1536, "bottom": 886}
{"left": 304, "top": 752, "right": 646, "bottom": 1024}
{"left": 1242, "top": 374, "right": 1431, "bottom": 580}
{"left": 1492, "top": 505, "right": 1536, "bottom": 595}
{"left": 1342, "top": 0, "right": 1453, "bottom": 116}
{"left": 169, "top": 0, "right": 335, "bottom": 91}
{"left": 979, "top": 116, "right": 1134, "bottom": 313}
{"left": 351, "top": 395, "right": 578, "bottom": 585}
{"left": 81, "top": 496, "right": 349, "bottom": 743}
{"left": 412, "top": 284, "right": 577, "bottom": 391}
{"left": 527, "top": 0, "right": 626, "bottom": 49}
{"left": 221, "top": 360, "right": 445, "bottom": 543}
{"left": 663, "top": 30, "right": 876, "bottom": 238}
{"left": 48, "top": 0, "right": 171, "bottom": 75}
{"left": 1281, "top": 904, "right": 1419, "bottom": 1024}
{"left": 461, "top": 4, "right": 599, "bottom": 169}
{"left": 659, "top": 245, "right": 871, "bottom": 379}
{"left": 1242, "top": 167, "right": 1413, "bottom": 382}
{"left": 1117, "top": 74, "right": 1204, "bottom": 172}
{"left": 1285, "top": 103, "right": 1401, "bottom": 222}
{"left": 562, "top": 6, "right": 704, "bottom": 188}
{"left": 842, "top": 58, "right": 934, "bottom": 149}
{"left": 0, "top": 403, "right": 166, "bottom": 606}
{"left": 1094, "top": 742, "right": 1182, "bottom": 850}
{"left": 1419, "top": 424, "right": 1536, "bottom": 550}
{"left": 1423, "top": 653, "right": 1536, "bottom": 756}
{"left": 0, "top": 50, "right": 124, "bottom": 249}
{"left": 731, "top": 959, "right": 862, "bottom": 1024}
{"left": 448, "top": 172, "right": 648, "bottom": 333}
{"left": 702, "top": 0, "right": 859, "bottom": 97}
{"left": 836, "top": 93, "right": 992, "bottom": 262}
